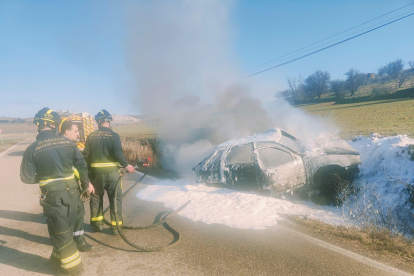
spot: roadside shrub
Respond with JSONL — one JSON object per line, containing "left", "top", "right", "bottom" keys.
{"left": 339, "top": 178, "right": 414, "bottom": 235}
{"left": 371, "top": 86, "right": 393, "bottom": 96}
{"left": 120, "top": 136, "right": 159, "bottom": 167}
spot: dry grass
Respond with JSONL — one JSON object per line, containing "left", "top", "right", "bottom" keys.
{"left": 112, "top": 124, "right": 157, "bottom": 137}
{"left": 0, "top": 138, "right": 25, "bottom": 154}
{"left": 300, "top": 98, "right": 414, "bottom": 139}
{"left": 285, "top": 215, "right": 414, "bottom": 270}
{"left": 0, "top": 124, "right": 37, "bottom": 153}
{"left": 120, "top": 136, "right": 158, "bottom": 167}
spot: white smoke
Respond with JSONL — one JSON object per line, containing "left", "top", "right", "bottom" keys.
{"left": 124, "top": 0, "right": 338, "bottom": 177}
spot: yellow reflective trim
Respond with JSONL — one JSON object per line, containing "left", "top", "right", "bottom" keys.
{"left": 111, "top": 221, "right": 123, "bottom": 226}
{"left": 90, "top": 162, "right": 120, "bottom": 168}
{"left": 73, "top": 168, "right": 80, "bottom": 180}
{"left": 61, "top": 251, "right": 80, "bottom": 264}
{"left": 39, "top": 174, "right": 75, "bottom": 186}
{"left": 46, "top": 109, "right": 54, "bottom": 115}
{"left": 100, "top": 110, "right": 104, "bottom": 114}
{"left": 61, "top": 256, "right": 81, "bottom": 269}
{"left": 91, "top": 216, "right": 103, "bottom": 221}
{"left": 41, "top": 118, "right": 55, "bottom": 123}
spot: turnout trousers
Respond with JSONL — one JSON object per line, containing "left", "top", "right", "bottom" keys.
{"left": 42, "top": 179, "right": 83, "bottom": 275}
{"left": 73, "top": 169, "right": 86, "bottom": 244}
{"left": 89, "top": 171, "right": 123, "bottom": 230}
{"left": 73, "top": 200, "right": 86, "bottom": 244}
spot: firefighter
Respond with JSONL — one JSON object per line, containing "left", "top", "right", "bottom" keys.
{"left": 84, "top": 109, "right": 135, "bottom": 234}
{"left": 60, "top": 120, "right": 94, "bottom": 252}
{"left": 20, "top": 108, "right": 89, "bottom": 275}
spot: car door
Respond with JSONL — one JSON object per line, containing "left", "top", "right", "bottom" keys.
{"left": 223, "top": 143, "right": 260, "bottom": 191}
{"left": 255, "top": 145, "right": 306, "bottom": 194}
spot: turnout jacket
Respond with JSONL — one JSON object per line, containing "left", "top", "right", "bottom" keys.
{"left": 83, "top": 127, "right": 128, "bottom": 173}
{"left": 20, "top": 130, "right": 89, "bottom": 190}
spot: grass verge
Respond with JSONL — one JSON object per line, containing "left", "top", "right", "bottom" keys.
{"left": 0, "top": 138, "right": 25, "bottom": 154}
{"left": 283, "top": 215, "right": 414, "bottom": 271}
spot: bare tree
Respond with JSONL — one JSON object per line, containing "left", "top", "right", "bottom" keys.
{"left": 274, "top": 89, "right": 291, "bottom": 99}
{"left": 409, "top": 61, "right": 414, "bottom": 69}
{"left": 330, "top": 79, "right": 346, "bottom": 99}
{"left": 304, "top": 70, "right": 330, "bottom": 99}
{"left": 377, "top": 66, "right": 387, "bottom": 77}
{"left": 385, "top": 59, "right": 404, "bottom": 80}
{"left": 286, "top": 75, "right": 303, "bottom": 102}
{"left": 345, "top": 68, "right": 366, "bottom": 96}
{"left": 397, "top": 71, "right": 408, "bottom": 88}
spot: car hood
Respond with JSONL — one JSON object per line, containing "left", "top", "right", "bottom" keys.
{"left": 321, "top": 139, "right": 360, "bottom": 155}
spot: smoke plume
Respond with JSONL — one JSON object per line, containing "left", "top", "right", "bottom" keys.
{"left": 124, "top": 1, "right": 338, "bottom": 178}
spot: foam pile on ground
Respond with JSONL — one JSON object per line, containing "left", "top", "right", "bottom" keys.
{"left": 137, "top": 180, "right": 342, "bottom": 230}
{"left": 346, "top": 134, "right": 414, "bottom": 233}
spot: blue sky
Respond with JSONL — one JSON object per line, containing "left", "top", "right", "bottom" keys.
{"left": 1, "top": 0, "right": 413, "bottom": 118}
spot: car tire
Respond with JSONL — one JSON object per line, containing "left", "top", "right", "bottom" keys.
{"left": 314, "top": 166, "right": 350, "bottom": 196}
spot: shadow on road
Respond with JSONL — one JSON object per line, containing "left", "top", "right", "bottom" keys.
{"left": 0, "top": 210, "right": 46, "bottom": 224}
{"left": 0, "top": 226, "right": 51, "bottom": 246}
{"left": 6, "top": 151, "right": 25, "bottom": 156}
{"left": 0, "top": 245, "right": 55, "bottom": 275}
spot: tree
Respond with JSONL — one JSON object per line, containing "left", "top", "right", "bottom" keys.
{"left": 397, "top": 71, "right": 408, "bottom": 88}
{"left": 330, "top": 79, "right": 346, "bottom": 99}
{"left": 303, "top": 70, "right": 330, "bottom": 99}
{"left": 345, "top": 68, "right": 366, "bottom": 96}
{"left": 377, "top": 66, "right": 387, "bottom": 77}
{"left": 409, "top": 61, "right": 414, "bottom": 69}
{"left": 286, "top": 75, "right": 303, "bottom": 102}
{"left": 385, "top": 59, "right": 404, "bottom": 80}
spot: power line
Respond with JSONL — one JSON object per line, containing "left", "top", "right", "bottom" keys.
{"left": 242, "top": 2, "right": 414, "bottom": 74}
{"left": 242, "top": 9, "right": 414, "bottom": 76}
{"left": 247, "top": 12, "right": 414, "bottom": 77}
{"left": 185, "top": 5, "right": 414, "bottom": 96}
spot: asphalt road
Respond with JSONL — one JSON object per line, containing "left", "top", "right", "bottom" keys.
{"left": 0, "top": 140, "right": 412, "bottom": 276}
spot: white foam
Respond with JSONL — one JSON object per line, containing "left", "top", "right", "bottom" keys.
{"left": 137, "top": 180, "right": 342, "bottom": 230}
{"left": 136, "top": 133, "right": 414, "bottom": 233}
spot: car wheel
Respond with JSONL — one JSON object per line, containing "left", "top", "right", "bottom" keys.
{"left": 314, "top": 167, "right": 350, "bottom": 197}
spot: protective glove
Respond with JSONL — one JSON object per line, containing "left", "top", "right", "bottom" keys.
{"left": 80, "top": 189, "right": 90, "bottom": 202}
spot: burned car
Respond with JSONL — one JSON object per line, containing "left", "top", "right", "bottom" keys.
{"left": 193, "top": 128, "right": 360, "bottom": 196}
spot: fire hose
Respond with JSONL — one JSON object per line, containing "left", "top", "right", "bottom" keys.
{"left": 101, "top": 171, "right": 191, "bottom": 252}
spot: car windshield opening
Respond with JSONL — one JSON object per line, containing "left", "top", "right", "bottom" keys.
{"left": 279, "top": 135, "right": 301, "bottom": 152}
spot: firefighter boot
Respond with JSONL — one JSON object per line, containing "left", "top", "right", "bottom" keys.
{"left": 76, "top": 240, "right": 93, "bottom": 252}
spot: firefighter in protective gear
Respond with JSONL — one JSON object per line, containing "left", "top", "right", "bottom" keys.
{"left": 84, "top": 109, "right": 135, "bottom": 234}
{"left": 20, "top": 108, "right": 88, "bottom": 275}
{"left": 60, "top": 120, "right": 94, "bottom": 252}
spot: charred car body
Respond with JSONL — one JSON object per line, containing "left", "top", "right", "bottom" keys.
{"left": 193, "top": 128, "right": 361, "bottom": 196}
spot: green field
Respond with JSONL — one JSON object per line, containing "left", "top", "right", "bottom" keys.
{"left": 299, "top": 98, "right": 414, "bottom": 139}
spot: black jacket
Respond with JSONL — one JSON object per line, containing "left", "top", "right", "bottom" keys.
{"left": 20, "top": 130, "right": 89, "bottom": 190}
{"left": 83, "top": 127, "right": 128, "bottom": 173}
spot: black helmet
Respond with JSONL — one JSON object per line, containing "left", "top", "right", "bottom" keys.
{"left": 33, "top": 107, "right": 61, "bottom": 127}
{"left": 95, "top": 109, "right": 113, "bottom": 124}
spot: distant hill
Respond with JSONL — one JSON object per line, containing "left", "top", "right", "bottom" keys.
{"left": 111, "top": 114, "right": 142, "bottom": 126}
{"left": 0, "top": 117, "right": 31, "bottom": 124}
